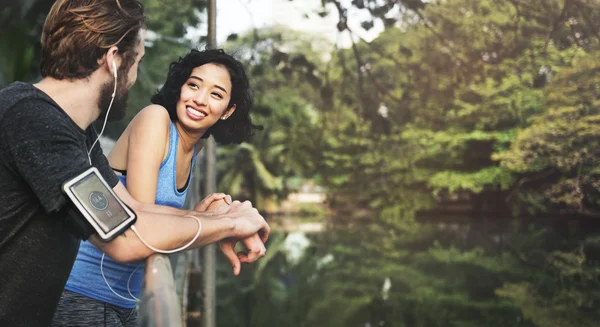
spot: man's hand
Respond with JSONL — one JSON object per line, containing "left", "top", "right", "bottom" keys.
{"left": 218, "top": 201, "right": 270, "bottom": 241}
{"left": 198, "top": 198, "right": 269, "bottom": 275}
{"left": 218, "top": 234, "right": 265, "bottom": 275}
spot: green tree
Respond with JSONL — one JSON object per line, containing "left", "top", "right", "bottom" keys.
{"left": 225, "top": 0, "right": 600, "bottom": 326}
{"left": 310, "top": 0, "right": 600, "bottom": 220}
{"left": 495, "top": 51, "right": 600, "bottom": 215}
{"left": 213, "top": 26, "right": 332, "bottom": 211}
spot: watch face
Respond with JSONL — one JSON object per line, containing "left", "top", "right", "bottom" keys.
{"left": 89, "top": 191, "right": 109, "bottom": 211}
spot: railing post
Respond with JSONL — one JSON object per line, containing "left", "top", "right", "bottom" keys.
{"left": 139, "top": 254, "right": 183, "bottom": 327}
{"left": 203, "top": 2, "right": 218, "bottom": 326}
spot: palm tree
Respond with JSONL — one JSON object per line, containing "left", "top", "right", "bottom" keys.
{"left": 217, "top": 139, "right": 284, "bottom": 213}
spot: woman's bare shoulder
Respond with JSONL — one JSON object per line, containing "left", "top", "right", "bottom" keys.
{"left": 131, "top": 104, "right": 171, "bottom": 127}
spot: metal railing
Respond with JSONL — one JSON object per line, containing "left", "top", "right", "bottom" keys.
{"left": 138, "top": 253, "right": 188, "bottom": 327}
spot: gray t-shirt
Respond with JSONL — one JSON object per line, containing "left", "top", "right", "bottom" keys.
{"left": 0, "top": 82, "right": 119, "bottom": 326}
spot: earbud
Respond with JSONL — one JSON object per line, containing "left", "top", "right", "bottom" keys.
{"left": 112, "top": 60, "right": 117, "bottom": 79}
{"left": 111, "top": 60, "right": 117, "bottom": 98}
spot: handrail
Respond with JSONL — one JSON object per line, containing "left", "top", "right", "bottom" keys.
{"left": 138, "top": 254, "right": 183, "bottom": 327}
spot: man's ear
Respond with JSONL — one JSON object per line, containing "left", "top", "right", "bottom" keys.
{"left": 221, "top": 104, "right": 236, "bottom": 120}
{"left": 102, "top": 46, "right": 120, "bottom": 77}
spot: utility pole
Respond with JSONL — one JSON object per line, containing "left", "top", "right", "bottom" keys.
{"left": 203, "top": 1, "right": 217, "bottom": 327}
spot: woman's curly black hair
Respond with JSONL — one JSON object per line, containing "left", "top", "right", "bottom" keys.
{"left": 151, "top": 48, "right": 261, "bottom": 144}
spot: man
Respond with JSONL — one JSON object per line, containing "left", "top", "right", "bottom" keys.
{"left": 0, "top": 0, "right": 269, "bottom": 326}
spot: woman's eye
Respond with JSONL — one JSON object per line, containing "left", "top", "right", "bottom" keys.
{"left": 188, "top": 83, "right": 199, "bottom": 89}
{"left": 212, "top": 92, "right": 223, "bottom": 99}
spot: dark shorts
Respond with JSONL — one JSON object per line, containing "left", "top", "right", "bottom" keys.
{"left": 52, "top": 290, "right": 138, "bottom": 327}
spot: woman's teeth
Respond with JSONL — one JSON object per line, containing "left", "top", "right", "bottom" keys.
{"left": 187, "top": 106, "right": 206, "bottom": 117}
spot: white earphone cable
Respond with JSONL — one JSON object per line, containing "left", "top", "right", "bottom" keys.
{"left": 100, "top": 215, "right": 202, "bottom": 301}
{"left": 88, "top": 61, "right": 118, "bottom": 165}
{"left": 130, "top": 215, "right": 202, "bottom": 254}
{"left": 92, "top": 62, "right": 204, "bottom": 304}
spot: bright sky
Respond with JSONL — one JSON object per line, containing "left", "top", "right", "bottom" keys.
{"left": 188, "top": 0, "right": 385, "bottom": 48}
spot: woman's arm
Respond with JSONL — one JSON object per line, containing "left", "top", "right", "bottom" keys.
{"left": 112, "top": 104, "right": 170, "bottom": 205}
{"left": 108, "top": 107, "right": 230, "bottom": 215}
{"left": 114, "top": 182, "right": 230, "bottom": 217}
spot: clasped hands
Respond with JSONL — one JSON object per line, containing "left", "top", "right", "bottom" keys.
{"left": 194, "top": 193, "right": 269, "bottom": 275}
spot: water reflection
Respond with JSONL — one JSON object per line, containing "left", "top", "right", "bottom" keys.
{"left": 283, "top": 232, "right": 311, "bottom": 265}
{"left": 215, "top": 215, "right": 600, "bottom": 327}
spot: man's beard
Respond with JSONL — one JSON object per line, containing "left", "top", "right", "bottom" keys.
{"left": 98, "top": 68, "right": 130, "bottom": 122}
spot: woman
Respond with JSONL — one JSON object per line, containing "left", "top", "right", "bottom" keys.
{"left": 52, "top": 49, "right": 261, "bottom": 327}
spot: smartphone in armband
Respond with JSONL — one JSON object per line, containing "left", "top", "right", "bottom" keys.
{"left": 62, "top": 167, "right": 137, "bottom": 242}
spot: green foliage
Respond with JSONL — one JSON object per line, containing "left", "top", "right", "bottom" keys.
{"left": 210, "top": 26, "right": 333, "bottom": 210}
{"left": 143, "top": 0, "right": 206, "bottom": 37}
{"left": 495, "top": 51, "right": 600, "bottom": 213}
{"left": 216, "top": 233, "right": 320, "bottom": 327}
{"left": 295, "top": 203, "right": 328, "bottom": 220}
{"left": 0, "top": 26, "right": 35, "bottom": 86}
{"left": 0, "top": 0, "right": 55, "bottom": 87}
{"left": 429, "top": 167, "right": 515, "bottom": 195}
{"left": 216, "top": 142, "right": 283, "bottom": 211}
{"left": 212, "top": 1, "right": 600, "bottom": 326}
{"left": 218, "top": 220, "right": 600, "bottom": 327}
{"left": 496, "top": 238, "right": 600, "bottom": 327}
{"left": 299, "top": 0, "right": 600, "bottom": 219}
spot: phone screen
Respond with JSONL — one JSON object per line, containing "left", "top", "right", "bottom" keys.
{"left": 69, "top": 173, "right": 130, "bottom": 233}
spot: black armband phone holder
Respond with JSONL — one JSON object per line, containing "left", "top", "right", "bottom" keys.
{"left": 61, "top": 167, "right": 137, "bottom": 242}
{"left": 62, "top": 204, "right": 96, "bottom": 240}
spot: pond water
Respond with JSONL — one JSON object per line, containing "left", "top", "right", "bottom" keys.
{"left": 210, "top": 215, "right": 600, "bottom": 327}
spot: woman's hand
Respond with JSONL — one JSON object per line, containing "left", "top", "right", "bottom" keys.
{"left": 194, "top": 193, "right": 232, "bottom": 212}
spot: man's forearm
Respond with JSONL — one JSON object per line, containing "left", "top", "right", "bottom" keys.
{"left": 99, "top": 184, "right": 267, "bottom": 262}
{"left": 92, "top": 210, "right": 236, "bottom": 263}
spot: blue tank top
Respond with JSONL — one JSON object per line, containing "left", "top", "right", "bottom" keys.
{"left": 65, "top": 121, "right": 196, "bottom": 308}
